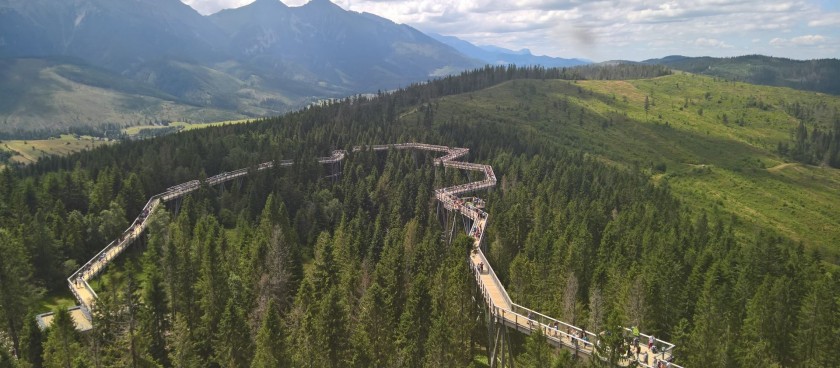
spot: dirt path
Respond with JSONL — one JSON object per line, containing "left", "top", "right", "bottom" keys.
{"left": 767, "top": 162, "right": 798, "bottom": 173}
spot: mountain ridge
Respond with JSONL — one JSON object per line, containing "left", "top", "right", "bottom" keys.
{"left": 643, "top": 54, "right": 840, "bottom": 95}
{"left": 429, "top": 33, "right": 588, "bottom": 68}
{"left": 0, "top": 0, "right": 480, "bottom": 133}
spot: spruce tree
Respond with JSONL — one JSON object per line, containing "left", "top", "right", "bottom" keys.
{"left": 19, "top": 312, "right": 44, "bottom": 368}
{"left": 42, "top": 308, "right": 85, "bottom": 368}
{"left": 0, "top": 229, "right": 38, "bottom": 358}
{"left": 250, "top": 300, "right": 287, "bottom": 368}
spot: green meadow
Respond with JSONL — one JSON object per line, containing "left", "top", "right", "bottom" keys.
{"left": 0, "top": 135, "right": 113, "bottom": 167}
{"left": 412, "top": 73, "right": 840, "bottom": 261}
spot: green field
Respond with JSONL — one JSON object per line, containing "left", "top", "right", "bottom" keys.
{"left": 121, "top": 118, "right": 257, "bottom": 137}
{"left": 0, "top": 119, "right": 260, "bottom": 168}
{"left": 407, "top": 73, "right": 840, "bottom": 260}
{"left": 0, "top": 135, "right": 113, "bottom": 166}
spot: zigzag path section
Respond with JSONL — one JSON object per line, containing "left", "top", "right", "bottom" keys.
{"left": 37, "top": 143, "right": 681, "bottom": 368}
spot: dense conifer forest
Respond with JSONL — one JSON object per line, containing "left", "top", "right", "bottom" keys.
{"left": 0, "top": 65, "right": 838, "bottom": 367}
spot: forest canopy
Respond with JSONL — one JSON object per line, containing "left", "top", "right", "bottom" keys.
{"left": 0, "top": 65, "right": 838, "bottom": 368}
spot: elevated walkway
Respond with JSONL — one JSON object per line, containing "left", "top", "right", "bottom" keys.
{"left": 39, "top": 143, "right": 681, "bottom": 367}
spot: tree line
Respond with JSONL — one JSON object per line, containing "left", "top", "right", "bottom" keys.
{"left": 0, "top": 64, "right": 837, "bottom": 367}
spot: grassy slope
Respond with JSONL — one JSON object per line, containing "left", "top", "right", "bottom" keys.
{"left": 0, "top": 58, "right": 247, "bottom": 132}
{"left": 0, "top": 135, "right": 112, "bottom": 165}
{"left": 648, "top": 55, "right": 840, "bottom": 95}
{"left": 408, "top": 73, "right": 840, "bottom": 261}
{"left": 121, "top": 118, "right": 256, "bottom": 136}
{"left": 0, "top": 119, "right": 259, "bottom": 168}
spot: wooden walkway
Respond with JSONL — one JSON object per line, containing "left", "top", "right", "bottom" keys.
{"left": 38, "top": 143, "right": 681, "bottom": 367}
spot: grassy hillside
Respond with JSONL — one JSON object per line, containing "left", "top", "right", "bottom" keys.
{"left": 0, "top": 58, "right": 249, "bottom": 133}
{"left": 0, "top": 119, "right": 259, "bottom": 168}
{"left": 646, "top": 55, "right": 840, "bottom": 95}
{"left": 405, "top": 73, "right": 840, "bottom": 260}
{"left": 121, "top": 118, "right": 256, "bottom": 138}
{"left": 0, "top": 134, "right": 112, "bottom": 167}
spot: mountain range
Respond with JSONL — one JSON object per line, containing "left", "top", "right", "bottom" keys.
{"left": 5, "top": 0, "right": 837, "bottom": 136}
{"left": 0, "top": 0, "right": 482, "bottom": 133}
{"left": 429, "top": 33, "right": 588, "bottom": 68}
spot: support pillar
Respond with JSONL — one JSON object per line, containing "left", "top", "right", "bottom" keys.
{"left": 447, "top": 210, "right": 457, "bottom": 244}
{"left": 173, "top": 197, "right": 183, "bottom": 217}
{"left": 488, "top": 313, "right": 514, "bottom": 368}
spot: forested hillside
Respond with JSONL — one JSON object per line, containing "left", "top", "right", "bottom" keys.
{"left": 416, "top": 73, "right": 840, "bottom": 258}
{"left": 645, "top": 55, "right": 840, "bottom": 95}
{"left": 0, "top": 65, "right": 838, "bottom": 367}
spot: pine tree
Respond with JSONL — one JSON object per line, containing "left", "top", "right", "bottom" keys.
{"left": 19, "top": 312, "right": 44, "bottom": 368}
{"left": 213, "top": 299, "right": 251, "bottom": 368}
{"left": 168, "top": 313, "right": 202, "bottom": 368}
{"left": 592, "top": 309, "right": 627, "bottom": 368}
{"left": 518, "top": 329, "right": 555, "bottom": 368}
{"left": 289, "top": 279, "right": 318, "bottom": 368}
{"left": 250, "top": 300, "right": 287, "bottom": 368}
{"left": 395, "top": 275, "right": 430, "bottom": 368}
{"left": 0, "top": 229, "right": 38, "bottom": 358}
{"left": 117, "top": 173, "right": 146, "bottom": 221}
{"left": 41, "top": 308, "right": 85, "bottom": 368}
{"left": 738, "top": 278, "right": 779, "bottom": 367}
{"left": 686, "top": 263, "right": 737, "bottom": 367}
{"left": 97, "top": 201, "right": 128, "bottom": 245}
{"left": 195, "top": 217, "right": 227, "bottom": 359}
{"left": 314, "top": 287, "right": 348, "bottom": 368}
{"left": 311, "top": 232, "right": 336, "bottom": 295}
{"left": 140, "top": 247, "right": 169, "bottom": 367}
{"left": 793, "top": 271, "right": 839, "bottom": 367}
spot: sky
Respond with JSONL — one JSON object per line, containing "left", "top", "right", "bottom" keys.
{"left": 181, "top": 0, "right": 840, "bottom": 62}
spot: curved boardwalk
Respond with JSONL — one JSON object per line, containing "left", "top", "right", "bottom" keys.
{"left": 44, "top": 143, "right": 681, "bottom": 368}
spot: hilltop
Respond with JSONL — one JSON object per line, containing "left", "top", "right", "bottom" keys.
{"left": 401, "top": 73, "right": 840, "bottom": 260}
{"left": 644, "top": 55, "right": 840, "bottom": 95}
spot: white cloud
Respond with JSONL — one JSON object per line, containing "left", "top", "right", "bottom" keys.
{"left": 791, "top": 34, "right": 826, "bottom": 45}
{"left": 808, "top": 13, "right": 840, "bottom": 27}
{"left": 770, "top": 34, "right": 827, "bottom": 47}
{"left": 694, "top": 37, "right": 734, "bottom": 48}
{"left": 182, "top": 0, "right": 840, "bottom": 61}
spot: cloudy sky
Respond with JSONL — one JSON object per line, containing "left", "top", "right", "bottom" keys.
{"left": 182, "top": 0, "right": 840, "bottom": 61}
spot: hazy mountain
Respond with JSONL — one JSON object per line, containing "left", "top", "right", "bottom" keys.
{"left": 0, "top": 0, "right": 480, "bottom": 133}
{"left": 644, "top": 54, "right": 840, "bottom": 95}
{"left": 0, "top": 0, "right": 225, "bottom": 70}
{"left": 210, "top": 0, "right": 477, "bottom": 90}
{"left": 430, "top": 33, "right": 588, "bottom": 68}
{"left": 0, "top": 57, "right": 243, "bottom": 134}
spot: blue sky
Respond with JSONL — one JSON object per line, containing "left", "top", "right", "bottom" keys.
{"left": 183, "top": 0, "right": 840, "bottom": 62}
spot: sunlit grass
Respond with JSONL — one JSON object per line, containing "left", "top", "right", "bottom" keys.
{"left": 121, "top": 118, "right": 256, "bottom": 136}
{"left": 406, "top": 73, "right": 840, "bottom": 260}
{"left": 0, "top": 134, "right": 113, "bottom": 165}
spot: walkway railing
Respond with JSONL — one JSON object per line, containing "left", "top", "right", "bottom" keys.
{"left": 58, "top": 142, "right": 682, "bottom": 367}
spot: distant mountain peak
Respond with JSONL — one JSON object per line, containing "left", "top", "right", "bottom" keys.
{"left": 303, "top": 0, "right": 341, "bottom": 10}
{"left": 431, "top": 34, "right": 589, "bottom": 68}
{"left": 251, "top": 0, "right": 288, "bottom": 8}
